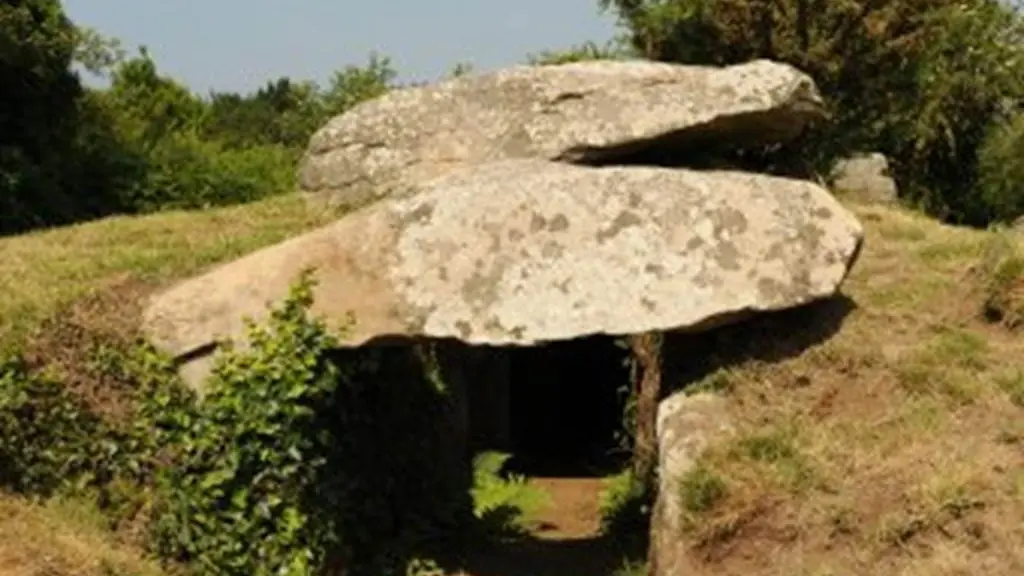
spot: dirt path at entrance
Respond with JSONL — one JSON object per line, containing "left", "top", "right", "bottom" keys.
{"left": 456, "top": 477, "right": 629, "bottom": 576}
{"left": 530, "top": 477, "right": 606, "bottom": 540}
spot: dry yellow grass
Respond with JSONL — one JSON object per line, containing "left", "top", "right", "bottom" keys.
{"left": 0, "top": 193, "right": 333, "bottom": 354}
{"left": 0, "top": 495, "right": 167, "bottom": 576}
{"left": 672, "top": 204, "right": 1024, "bottom": 576}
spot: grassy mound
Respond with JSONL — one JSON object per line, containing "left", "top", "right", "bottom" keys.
{"left": 0, "top": 193, "right": 333, "bottom": 355}
{"left": 0, "top": 194, "right": 1022, "bottom": 575}
{"left": 672, "top": 204, "right": 1024, "bottom": 575}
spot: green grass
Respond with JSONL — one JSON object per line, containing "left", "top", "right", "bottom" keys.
{"left": 995, "top": 369, "right": 1024, "bottom": 407}
{"left": 668, "top": 205, "right": 1024, "bottom": 575}
{"left": 678, "top": 463, "right": 728, "bottom": 516}
{"left": 0, "top": 194, "right": 332, "bottom": 354}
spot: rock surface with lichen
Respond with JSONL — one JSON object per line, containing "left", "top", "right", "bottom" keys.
{"left": 830, "top": 152, "right": 899, "bottom": 205}
{"left": 649, "top": 391, "right": 734, "bottom": 576}
{"left": 143, "top": 159, "right": 863, "bottom": 390}
{"left": 298, "top": 59, "right": 826, "bottom": 209}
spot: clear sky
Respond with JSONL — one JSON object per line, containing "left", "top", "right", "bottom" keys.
{"left": 63, "top": 0, "right": 619, "bottom": 93}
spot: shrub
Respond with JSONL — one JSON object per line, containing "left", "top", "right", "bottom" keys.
{"left": 150, "top": 272, "right": 352, "bottom": 575}
{"left": 0, "top": 357, "right": 113, "bottom": 496}
{"left": 1, "top": 270, "right": 474, "bottom": 575}
{"left": 976, "top": 112, "right": 1024, "bottom": 223}
{"left": 122, "top": 131, "right": 297, "bottom": 212}
{"left": 978, "top": 231, "right": 1024, "bottom": 328}
{"left": 0, "top": 340, "right": 195, "bottom": 535}
{"left": 150, "top": 271, "right": 471, "bottom": 576}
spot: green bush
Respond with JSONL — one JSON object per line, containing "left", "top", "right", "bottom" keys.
{"left": 977, "top": 112, "right": 1024, "bottom": 223}
{"left": 149, "top": 272, "right": 350, "bottom": 575}
{"left": 0, "top": 341, "right": 196, "bottom": 533}
{"left": 149, "top": 271, "right": 470, "bottom": 576}
{"left": 0, "top": 358, "right": 113, "bottom": 495}
{"left": 122, "top": 131, "right": 297, "bottom": 212}
{"left": 0, "top": 270, "right": 474, "bottom": 575}
{"left": 978, "top": 231, "right": 1024, "bottom": 328}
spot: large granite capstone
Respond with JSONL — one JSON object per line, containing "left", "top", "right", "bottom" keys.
{"left": 144, "top": 158, "right": 862, "bottom": 389}
{"left": 299, "top": 59, "right": 826, "bottom": 209}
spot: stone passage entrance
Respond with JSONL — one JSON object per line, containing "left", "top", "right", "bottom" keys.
{"left": 504, "top": 335, "right": 632, "bottom": 477}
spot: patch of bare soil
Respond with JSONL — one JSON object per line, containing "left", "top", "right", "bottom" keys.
{"left": 531, "top": 477, "right": 607, "bottom": 539}
{"left": 458, "top": 477, "right": 628, "bottom": 576}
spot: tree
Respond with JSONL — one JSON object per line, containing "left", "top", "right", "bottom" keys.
{"left": 0, "top": 0, "right": 84, "bottom": 232}
{"left": 976, "top": 112, "right": 1024, "bottom": 222}
{"left": 321, "top": 52, "right": 397, "bottom": 116}
{"left": 0, "top": 2, "right": 402, "bottom": 233}
{"left": 598, "top": 0, "right": 1024, "bottom": 225}
{"left": 105, "top": 47, "right": 206, "bottom": 147}
{"left": 72, "top": 25, "right": 125, "bottom": 78}
{"left": 526, "top": 39, "right": 635, "bottom": 65}
{"left": 203, "top": 78, "right": 325, "bottom": 149}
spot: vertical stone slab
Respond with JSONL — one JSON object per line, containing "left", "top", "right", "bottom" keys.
{"left": 649, "top": 392, "right": 734, "bottom": 576}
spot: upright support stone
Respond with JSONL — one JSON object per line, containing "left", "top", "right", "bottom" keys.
{"left": 630, "top": 331, "right": 664, "bottom": 489}
{"left": 648, "top": 392, "right": 734, "bottom": 576}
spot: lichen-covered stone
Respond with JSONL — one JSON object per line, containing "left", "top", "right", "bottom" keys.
{"left": 143, "top": 159, "right": 863, "bottom": 390}
{"left": 830, "top": 152, "right": 899, "bottom": 205}
{"left": 298, "top": 59, "right": 826, "bottom": 209}
{"left": 649, "top": 392, "right": 734, "bottom": 576}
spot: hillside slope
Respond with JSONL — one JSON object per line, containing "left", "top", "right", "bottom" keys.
{"left": 0, "top": 196, "right": 1021, "bottom": 575}
{"left": 0, "top": 194, "right": 334, "bottom": 355}
{"left": 670, "top": 204, "right": 1024, "bottom": 575}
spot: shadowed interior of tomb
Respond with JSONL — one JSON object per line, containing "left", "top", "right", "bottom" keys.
{"left": 501, "top": 335, "right": 632, "bottom": 478}
{"left": 556, "top": 110, "right": 821, "bottom": 178}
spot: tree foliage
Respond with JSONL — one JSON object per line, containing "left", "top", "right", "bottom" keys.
{"left": 599, "top": 0, "right": 1024, "bottom": 224}
{"left": 0, "top": 1, "right": 398, "bottom": 235}
{"left": 977, "top": 112, "right": 1024, "bottom": 224}
{"left": 0, "top": 0, "right": 84, "bottom": 230}
{"left": 4, "top": 0, "right": 1024, "bottom": 230}
{"left": 526, "top": 39, "right": 636, "bottom": 65}
{"left": 1, "top": 272, "right": 474, "bottom": 575}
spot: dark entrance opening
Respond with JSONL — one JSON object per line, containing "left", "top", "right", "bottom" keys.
{"left": 505, "top": 335, "right": 632, "bottom": 478}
